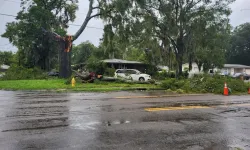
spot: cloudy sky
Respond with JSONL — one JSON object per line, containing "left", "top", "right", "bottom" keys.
{"left": 0, "top": 0, "right": 250, "bottom": 52}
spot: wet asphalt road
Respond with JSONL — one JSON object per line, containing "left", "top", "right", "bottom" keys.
{"left": 1, "top": 91, "right": 250, "bottom": 150}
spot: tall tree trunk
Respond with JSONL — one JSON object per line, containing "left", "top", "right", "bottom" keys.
{"left": 176, "top": 34, "right": 184, "bottom": 76}
{"left": 59, "top": 40, "right": 72, "bottom": 78}
{"left": 176, "top": 54, "right": 183, "bottom": 76}
{"left": 188, "top": 54, "right": 193, "bottom": 71}
{"left": 176, "top": 49, "right": 184, "bottom": 76}
{"left": 168, "top": 47, "right": 171, "bottom": 70}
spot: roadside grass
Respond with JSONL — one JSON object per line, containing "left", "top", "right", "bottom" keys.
{"left": 0, "top": 79, "right": 159, "bottom": 91}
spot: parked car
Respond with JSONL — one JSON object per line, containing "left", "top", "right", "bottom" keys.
{"left": 48, "top": 71, "right": 59, "bottom": 77}
{"left": 114, "top": 69, "right": 151, "bottom": 82}
{"left": 232, "top": 73, "right": 250, "bottom": 80}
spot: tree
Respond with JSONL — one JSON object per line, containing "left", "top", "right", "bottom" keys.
{"left": 0, "top": 51, "right": 15, "bottom": 66}
{"left": 2, "top": 0, "right": 134, "bottom": 78}
{"left": 72, "top": 41, "right": 97, "bottom": 65}
{"left": 103, "top": 0, "right": 234, "bottom": 76}
{"left": 227, "top": 23, "right": 250, "bottom": 66}
{"left": 2, "top": 0, "right": 77, "bottom": 71}
{"left": 101, "top": 26, "right": 167, "bottom": 66}
{"left": 50, "top": 0, "right": 115, "bottom": 78}
{"left": 188, "top": 18, "right": 231, "bottom": 72}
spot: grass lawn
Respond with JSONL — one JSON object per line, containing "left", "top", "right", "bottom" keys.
{"left": 0, "top": 79, "right": 160, "bottom": 91}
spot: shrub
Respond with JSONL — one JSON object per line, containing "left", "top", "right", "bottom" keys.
{"left": 154, "top": 71, "right": 168, "bottom": 80}
{"left": 104, "top": 68, "right": 116, "bottom": 77}
{"left": 161, "top": 74, "right": 249, "bottom": 94}
{"left": 180, "top": 71, "right": 189, "bottom": 79}
{"left": 227, "top": 79, "right": 248, "bottom": 93}
{"left": 1, "top": 65, "right": 47, "bottom": 80}
{"left": 65, "top": 77, "right": 72, "bottom": 85}
{"left": 161, "top": 78, "right": 176, "bottom": 89}
{"left": 145, "top": 65, "right": 158, "bottom": 76}
{"left": 176, "top": 89, "right": 185, "bottom": 94}
{"left": 165, "top": 89, "right": 173, "bottom": 93}
{"left": 190, "top": 75, "right": 248, "bottom": 94}
{"left": 161, "top": 78, "right": 186, "bottom": 90}
{"left": 182, "top": 80, "right": 191, "bottom": 92}
{"left": 86, "top": 58, "right": 106, "bottom": 75}
{"left": 154, "top": 71, "right": 176, "bottom": 80}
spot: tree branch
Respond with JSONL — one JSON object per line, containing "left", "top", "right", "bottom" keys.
{"left": 167, "top": 35, "right": 178, "bottom": 54}
{"left": 93, "top": 6, "right": 100, "bottom": 10}
{"left": 73, "top": 0, "right": 94, "bottom": 41}
{"left": 89, "top": 13, "right": 101, "bottom": 20}
{"left": 186, "top": 0, "right": 202, "bottom": 11}
{"left": 73, "top": 0, "right": 115, "bottom": 41}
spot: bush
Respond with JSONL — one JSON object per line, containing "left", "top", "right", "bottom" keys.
{"left": 176, "top": 89, "right": 185, "bottom": 94}
{"left": 104, "top": 68, "right": 116, "bottom": 77}
{"left": 154, "top": 71, "right": 176, "bottom": 80}
{"left": 190, "top": 75, "right": 248, "bottom": 94}
{"left": 161, "top": 78, "right": 186, "bottom": 90}
{"left": 180, "top": 71, "right": 189, "bottom": 79}
{"left": 165, "top": 89, "right": 173, "bottom": 93}
{"left": 161, "top": 74, "right": 249, "bottom": 94}
{"left": 1, "top": 65, "right": 47, "bottom": 80}
{"left": 86, "top": 58, "right": 106, "bottom": 75}
{"left": 145, "top": 64, "right": 158, "bottom": 76}
{"left": 227, "top": 79, "right": 248, "bottom": 93}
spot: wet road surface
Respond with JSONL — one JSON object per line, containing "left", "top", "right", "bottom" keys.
{"left": 0, "top": 90, "right": 250, "bottom": 150}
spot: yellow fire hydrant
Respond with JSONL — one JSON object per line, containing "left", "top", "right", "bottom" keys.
{"left": 71, "top": 77, "right": 76, "bottom": 87}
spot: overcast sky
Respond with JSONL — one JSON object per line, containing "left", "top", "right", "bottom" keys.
{"left": 1, "top": 0, "right": 250, "bottom": 52}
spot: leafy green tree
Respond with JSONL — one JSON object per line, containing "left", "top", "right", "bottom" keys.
{"left": 2, "top": 0, "right": 136, "bottom": 77}
{"left": 125, "top": 47, "right": 145, "bottom": 62}
{"left": 72, "top": 41, "right": 97, "bottom": 64}
{"left": 0, "top": 51, "right": 15, "bottom": 66}
{"left": 227, "top": 23, "right": 250, "bottom": 66}
{"left": 103, "top": 0, "right": 234, "bottom": 76}
{"left": 2, "top": 0, "right": 77, "bottom": 70}
{"left": 188, "top": 20, "right": 231, "bottom": 72}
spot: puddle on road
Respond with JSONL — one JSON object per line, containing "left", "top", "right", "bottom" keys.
{"left": 71, "top": 121, "right": 100, "bottom": 130}
{"left": 142, "top": 101, "right": 221, "bottom": 107}
{"left": 17, "top": 100, "right": 69, "bottom": 104}
{"left": 2, "top": 117, "right": 69, "bottom": 132}
{"left": 103, "top": 120, "right": 131, "bottom": 126}
{"left": 70, "top": 119, "right": 132, "bottom": 130}
{"left": 15, "top": 106, "right": 67, "bottom": 110}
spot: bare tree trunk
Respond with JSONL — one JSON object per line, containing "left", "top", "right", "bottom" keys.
{"left": 176, "top": 54, "right": 183, "bottom": 76}
{"left": 59, "top": 40, "right": 72, "bottom": 78}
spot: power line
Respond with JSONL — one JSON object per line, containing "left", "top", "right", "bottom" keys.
{"left": 3, "top": 0, "right": 20, "bottom": 4}
{"left": 0, "top": 43, "right": 11, "bottom": 47}
{"left": 0, "top": 13, "right": 16, "bottom": 17}
{"left": 69, "top": 24, "right": 103, "bottom": 30}
{"left": 0, "top": 13, "right": 104, "bottom": 30}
